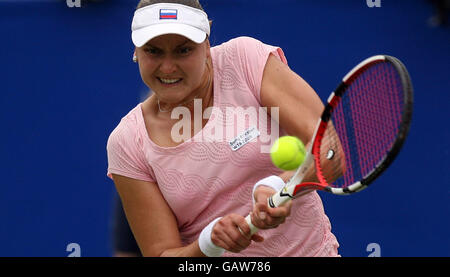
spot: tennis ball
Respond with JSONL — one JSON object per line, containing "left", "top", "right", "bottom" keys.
{"left": 270, "top": 136, "right": 306, "bottom": 170}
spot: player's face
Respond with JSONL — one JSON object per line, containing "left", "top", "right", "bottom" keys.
{"left": 136, "top": 34, "right": 211, "bottom": 105}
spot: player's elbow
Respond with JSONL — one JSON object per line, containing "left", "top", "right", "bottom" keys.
{"left": 141, "top": 243, "right": 174, "bottom": 257}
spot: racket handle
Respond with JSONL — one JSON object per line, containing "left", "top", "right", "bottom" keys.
{"left": 269, "top": 189, "right": 291, "bottom": 207}
{"left": 245, "top": 214, "right": 259, "bottom": 235}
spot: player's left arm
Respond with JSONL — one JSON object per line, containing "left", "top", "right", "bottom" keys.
{"left": 250, "top": 55, "right": 322, "bottom": 229}
{"left": 260, "top": 54, "right": 324, "bottom": 144}
{"left": 251, "top": 55, "right": 344, "bottom": 229}
{"left": 260, "top": 54, "right": 345, "bottom": 183}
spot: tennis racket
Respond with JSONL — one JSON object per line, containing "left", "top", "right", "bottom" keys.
{"left": 246, "top": 54, "right": 413, "bottom": 235}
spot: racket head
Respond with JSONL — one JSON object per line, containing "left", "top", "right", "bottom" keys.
{"left": 313, "top": 55, "right": 413, "bottom": 195}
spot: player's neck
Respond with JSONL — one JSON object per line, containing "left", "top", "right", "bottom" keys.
{"left": 157, "top": 73, "right": 214, "bottom": 117}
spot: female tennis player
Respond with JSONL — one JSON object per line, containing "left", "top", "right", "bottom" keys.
{"left": 107, "top": 0, "right": 339, "bottom": 257}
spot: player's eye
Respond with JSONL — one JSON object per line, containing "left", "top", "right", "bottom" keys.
{"left": 145, "top": 47, "right": 161, "bottom": 55}
{"left": 178, "top": 47, "right": 193, "bottom": 55}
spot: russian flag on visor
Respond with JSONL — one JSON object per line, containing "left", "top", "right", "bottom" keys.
{"left": 160, "top": 9, "right": 177, "bottom": 20}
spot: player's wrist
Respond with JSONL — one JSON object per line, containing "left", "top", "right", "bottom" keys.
{"left": 279, "top": 170, "right": 296, "bottom": 183}
{"left": 198, "top": 217, "right": 225, "bottom": 257}
{"left": 252, "top": 175, "right": 286, "bottom": 205}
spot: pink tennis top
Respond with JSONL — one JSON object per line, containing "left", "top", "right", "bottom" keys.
{"left": 107, "top": 36, "right": 339, "bottom": 257}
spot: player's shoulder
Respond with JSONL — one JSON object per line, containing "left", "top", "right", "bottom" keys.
{"left": 114, "top": 104, "right": 142, "bottom": 131}
{"left": 213, "top": 36, "right": 264, "bottom": 51}
{"left": 228, "top": 36, "right": 263, "bottom": 45}
{"left": 107, "top": 104, "right": 143, "bottom": 147}
{"left": 211, "top": 36, "right": 266, "bottom": 65}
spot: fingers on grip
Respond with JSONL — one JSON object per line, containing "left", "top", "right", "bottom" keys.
{"left": 211, "top": 214, "right": 256, "bottom": 253}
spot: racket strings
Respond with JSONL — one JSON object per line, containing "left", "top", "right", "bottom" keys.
{"left": 320, "top": 62, "right": 405, "bottom": 188}
{"left": 316, "top": 122, "right": 347, "bottom": 185}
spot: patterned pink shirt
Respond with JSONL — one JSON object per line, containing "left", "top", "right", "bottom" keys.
{"left": 107, "top": 36, "right": 339, "bottom": 257}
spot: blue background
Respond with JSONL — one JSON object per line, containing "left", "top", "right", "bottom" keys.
{"left": 0, "top": 0, "right": 448, "bottom": 257}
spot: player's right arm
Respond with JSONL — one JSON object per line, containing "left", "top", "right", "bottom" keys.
{"left": 112, "top": 174, "right": 263, "bottom": 256}
{"left": 112, "top": 174, "right": 203, "bottom": 257}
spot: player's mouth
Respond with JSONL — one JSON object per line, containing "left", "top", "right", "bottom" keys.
{"left": 157, "top": 77, "right": 183, "bottom": 86}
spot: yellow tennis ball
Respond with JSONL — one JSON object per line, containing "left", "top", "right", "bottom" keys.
{"left": 270, "top": 136, "right": 306, "bottom": 170}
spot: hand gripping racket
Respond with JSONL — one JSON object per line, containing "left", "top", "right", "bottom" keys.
{"left": 245, "top": 55, "right": 413, "bottom": 235}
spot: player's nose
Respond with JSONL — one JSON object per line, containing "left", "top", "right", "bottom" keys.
{"left": 159, "top": 57, "right": 177, "bottom": 74}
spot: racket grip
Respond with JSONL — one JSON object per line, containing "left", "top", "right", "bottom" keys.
{"left": 245, "top": 214, "right": 259, "bottom": 235}
{"left": 269, "top": 189, "right": 291, "bottom": 207}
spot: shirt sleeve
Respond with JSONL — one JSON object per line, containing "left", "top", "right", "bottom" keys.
{"left": 233, "top": 36, "right": 288, "bottom": 103}
{"left": 106, "top": 116, "right": 156, "bottom": 183}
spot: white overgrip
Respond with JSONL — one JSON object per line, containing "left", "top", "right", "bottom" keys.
{"left": 245, "top": 214, "right": 259, "bottom": 235}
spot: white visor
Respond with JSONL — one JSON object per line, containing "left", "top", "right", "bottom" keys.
{"left": 131, "top": 3, "right": 210, "bottom": 47}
